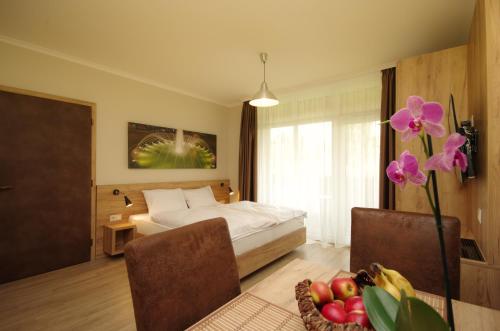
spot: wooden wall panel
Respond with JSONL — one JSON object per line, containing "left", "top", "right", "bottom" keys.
{"left": 95, "top": 179, "right": 230, "bottom": 258}
{"left": 460, "top": 0, "right": 500, "bottom": 309}
{"left": 467, "top": 0, "right": 500, "bottom": 266}
{"left": 395, "top": 46, "right": 470, "bottom": 234}
{"left": 467, "top": 0, "right": 489, "bottom": 257}
{"left": 484, "top": 0, "right": 500, "bottom": 267}
{"left": 461, "top": 259, "right": 500, "bottom": 309}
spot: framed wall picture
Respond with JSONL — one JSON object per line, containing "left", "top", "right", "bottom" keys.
{"left": 128, "top": 122, "right": 216, "bottom": 169}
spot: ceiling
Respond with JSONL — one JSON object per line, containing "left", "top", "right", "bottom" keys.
{"left": 0, "top": 0, "right": 475, "bottom": 107}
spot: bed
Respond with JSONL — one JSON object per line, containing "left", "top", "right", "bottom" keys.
{"left": 130, "top": 211, "right": 305, "bottom": 256}
{"left": 95, "top": 180, "right": 306, "bottom": 278}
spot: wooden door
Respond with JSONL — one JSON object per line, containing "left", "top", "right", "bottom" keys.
{"left": 0, "top": 89, "right": 93, "bottom": 284}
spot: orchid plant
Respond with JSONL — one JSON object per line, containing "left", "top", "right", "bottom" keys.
{"left": 386, "top": 96, "right": 467, "bottom": 331}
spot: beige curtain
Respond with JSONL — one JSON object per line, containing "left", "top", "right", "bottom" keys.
{"left": 257, "top": 73, "right": 381, "bottom": 245}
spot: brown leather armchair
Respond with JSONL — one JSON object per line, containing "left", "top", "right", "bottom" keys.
{"left": 124, "top": 218, "right": 241, "bottom": 331}
{"left": 350, "top": 207, "right": 461, "bottom": 299}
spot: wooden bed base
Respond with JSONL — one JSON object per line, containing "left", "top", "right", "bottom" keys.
{"left": 236, "top": 227, "right": 306, "bottom": 278}
{"left": 136, "top": 227, "right": 307, "bottom": 279}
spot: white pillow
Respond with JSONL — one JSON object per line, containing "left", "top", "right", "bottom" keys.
{"left": 142, "top": 188, "right": 188, "bottom": 216}
{"left": 183, "top": 186, "right": 218, "bottom": 208}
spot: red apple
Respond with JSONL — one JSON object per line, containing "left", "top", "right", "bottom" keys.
{"left": 344, "top": 296, "right": 365, "bottom": 313}
{"left": 333, "top": 299, "right": 345, "bottom": 309}
{"left": 310, "top": 281, "right": 334, "bottom": 306}
{"left": 346, "top": 310, "right": 372, "bottom": 329}
{"left": 330, "top": 278, "right": 359, "bottom": 301}
{"left": 321, "top": 303, "right": 347, "bottom": 324}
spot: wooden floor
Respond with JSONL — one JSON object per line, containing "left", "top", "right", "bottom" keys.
{"left": 0, "top": 243, "right": 349, "bottom": 331}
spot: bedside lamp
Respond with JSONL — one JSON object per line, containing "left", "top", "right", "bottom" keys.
{"left": 113, "top": 189, "right": 133, "bottom": 208}
{"left": 124, "top": 195, "right": 133, "bottom": 208}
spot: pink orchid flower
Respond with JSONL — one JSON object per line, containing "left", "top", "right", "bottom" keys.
{"left": 386, "top": 150, "right": 427, "bottom": 188}
{"left": 390, "top": 96, "right": 446, "bottom": 141}
{"left": 425, "top": 133, "right": 468, "bottom": 172}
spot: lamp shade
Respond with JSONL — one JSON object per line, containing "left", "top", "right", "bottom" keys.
{"left": 124, "top": 195, "right": 133, "bottom": 208}
{"left": 250, "top": 82, "right": 279, "bottom": 108}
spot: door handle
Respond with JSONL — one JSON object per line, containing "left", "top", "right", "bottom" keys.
{"left": 0, "top": 185, "right": 13, "bottom": 191}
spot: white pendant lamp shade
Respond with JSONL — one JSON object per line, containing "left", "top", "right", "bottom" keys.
{"left": 250, "top": 53, "right": 279, "bottom": 108}
{"left": 249, "top": 82, "right": 279, "bottom": 107}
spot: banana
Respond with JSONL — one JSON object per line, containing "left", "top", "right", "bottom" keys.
{"left": 372, "top": 268, "right": 401, "bottom": 300}
{"left": 370, "top": 263, "right": 416, "bottom": 300}
{"left": 380, "top": 265, "right": 416, "bottom": 297}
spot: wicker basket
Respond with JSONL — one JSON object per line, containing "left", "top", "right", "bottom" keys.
{"left": 295, "top": 279, "right": 373, "bottom": 331}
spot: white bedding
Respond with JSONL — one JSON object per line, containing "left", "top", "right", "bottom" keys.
{"left": 148, "top": 201, "right": 306, "bottom": 241}
{"left": 130, "top": 215, "right": 305, "bottom": 256}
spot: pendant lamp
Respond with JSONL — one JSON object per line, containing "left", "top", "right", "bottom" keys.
{"left": 249, "top": 53, "right": 279, "bottom": 107}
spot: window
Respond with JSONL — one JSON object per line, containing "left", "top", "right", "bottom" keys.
{"left": 257, "top": 73, "right": 381, "bottom": 246}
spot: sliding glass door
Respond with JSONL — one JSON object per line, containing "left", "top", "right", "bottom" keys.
{"left": 257, "top": 73, "right": 381, "bottom": 246}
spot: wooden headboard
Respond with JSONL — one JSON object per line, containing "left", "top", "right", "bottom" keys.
{"left": 95, "top": 179, "right": 230, "bottom": 258}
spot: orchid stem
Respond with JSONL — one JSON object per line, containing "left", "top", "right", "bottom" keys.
{"left": 420, "top": 133, "right": 436, "bottom": 213}
{"left": 424, "top": 177, "right": 437, "bottom": 215}
{"left": 426, "top": 135, "right": 455, "bottom": 331}
{"left": 419, "top": 133, "right": 430, "bottom": 158}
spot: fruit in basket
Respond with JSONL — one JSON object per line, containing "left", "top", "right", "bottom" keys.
{"left": 344, "top": 296, "right": 365, "bottom": 313}
{"left": 310, "top": 281, "right": 334, "bottom": 305}
{"left": 378, "top": 263, "right": 416, "bottom": 297}
{"left": 330, "top": 278, "right": 359, "bottom": 301}
{"left": 346, "top": 310, "right": 372, "bottom": 328}
{"left": 321, "top": 303, "right": 347, "bottom": 323}
{"left": 371, "top": 263, "right": 415, "bottom": 299}
{"left": 372, "top": 268, "right": 401, "bottom": 300}
{"left": 333, "top": 299, "right": 345, "bottom": 308}
{"left": 353, "top": 269, "right": 375, "bottom": 289}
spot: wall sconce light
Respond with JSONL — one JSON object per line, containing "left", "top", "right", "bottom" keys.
{"left": 113, "top": 189, "right": 133, "bottom": 208}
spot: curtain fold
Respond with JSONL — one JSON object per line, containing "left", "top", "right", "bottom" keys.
{"left": 379, "top": 67, "right": 396, "bottom": 210}
{"left": 257, "top": 73, "right": 381, "bottom": 246}
{"left": 238, "top": 101, "right": 257, "bottom": 201}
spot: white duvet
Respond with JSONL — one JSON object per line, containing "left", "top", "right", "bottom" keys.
{"left": 151, "top": 201, "right": 306, "bottom": 240}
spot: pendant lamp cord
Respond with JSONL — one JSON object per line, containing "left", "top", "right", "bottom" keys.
{"left": 261, "top": 52, "right": 267, "bottom": 83}
{"left": 263, "top": 59, "right": 266, "bottom": 83}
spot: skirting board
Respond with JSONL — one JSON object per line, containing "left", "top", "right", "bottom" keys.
{"left": 236, "top": 227, "right": 307, "bottom": 279}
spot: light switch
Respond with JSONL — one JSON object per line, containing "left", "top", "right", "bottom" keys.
{"left": 109, "top": 214, "right": 122, "bottom": 222}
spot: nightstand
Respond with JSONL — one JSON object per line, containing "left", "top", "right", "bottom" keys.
{"left": 103, "top": 222, "right": 137, "bottom": 256}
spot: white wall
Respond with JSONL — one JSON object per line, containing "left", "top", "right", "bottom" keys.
{"left": 0, "top": 41, "right": 241, "bottom": 186}
{"left": 226, "top": 105, "right": 242, "bottom": 197}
